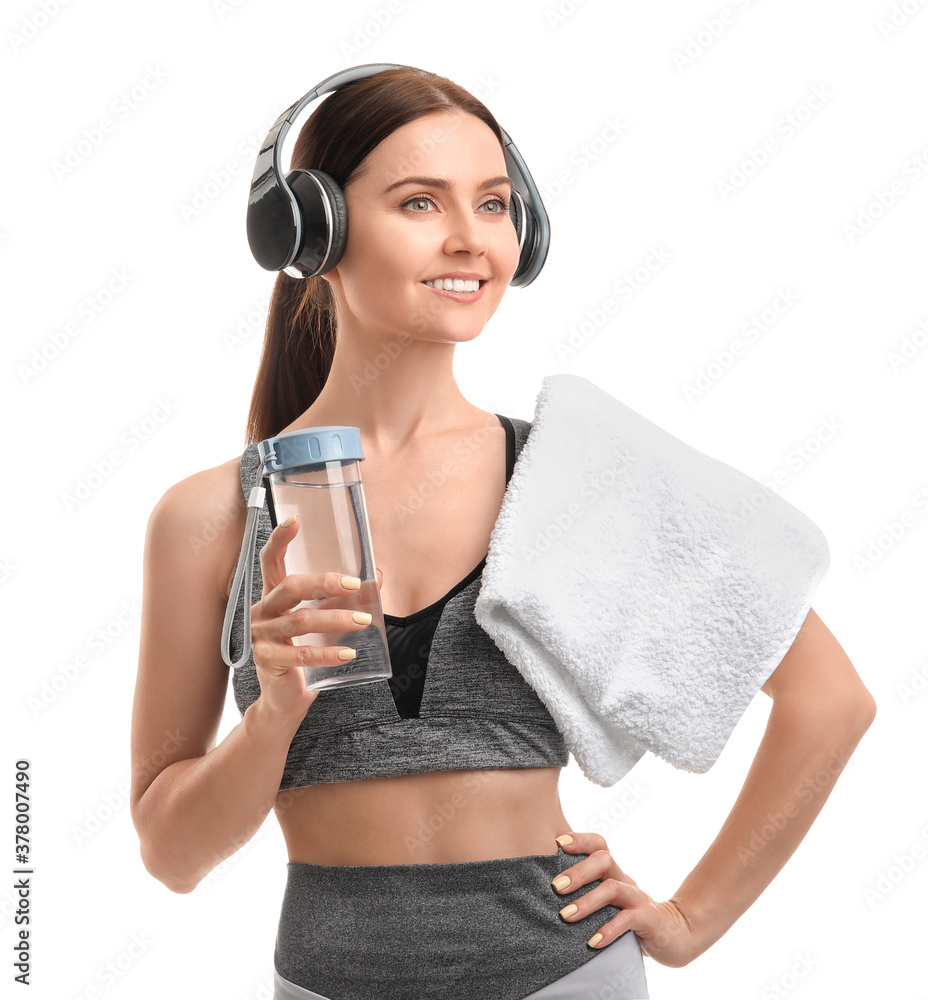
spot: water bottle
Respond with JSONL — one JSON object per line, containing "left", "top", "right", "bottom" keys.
{"left": 221, "top": 424, "right": 392, "bottom": 691}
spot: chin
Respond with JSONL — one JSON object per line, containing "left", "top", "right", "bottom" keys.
{"left": 410, "top": 330, "right": 485, "bottom": 347}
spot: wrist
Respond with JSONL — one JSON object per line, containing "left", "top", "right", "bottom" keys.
{"left": 244, "top": 696, "right": 306, "bottom": 745}
{"left": 666, "top": 891, "right": 728, "bottom": 960}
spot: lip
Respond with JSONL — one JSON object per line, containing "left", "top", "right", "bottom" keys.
{"left": 422, "top": 271, "right": 489, "bottom": 281}
{"left": 420, "top": 278, "right": 488, "bottom": 303}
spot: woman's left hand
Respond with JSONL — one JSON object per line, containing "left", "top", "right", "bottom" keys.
{"left": 551, "top": 830, "right": 701, "bottom": 968}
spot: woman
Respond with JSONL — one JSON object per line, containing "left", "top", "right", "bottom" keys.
{"left": 130, "top": 66, "right": 876, "bottom": 1000}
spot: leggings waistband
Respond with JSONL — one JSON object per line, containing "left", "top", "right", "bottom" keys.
{"left": 274, "top": 847, "right": 648, "bottom": 1000}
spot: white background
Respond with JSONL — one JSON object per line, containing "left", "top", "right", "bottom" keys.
{"left": 3, "top": 1, "right": 925, "bottom": 998}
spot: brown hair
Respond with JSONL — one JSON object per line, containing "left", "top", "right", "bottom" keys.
{"left": 245, "top": 66, "right": 507, "bottom": 444}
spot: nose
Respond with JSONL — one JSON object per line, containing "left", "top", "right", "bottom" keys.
{"left": 442, "top": 202, "right": 488, "bottom": 257}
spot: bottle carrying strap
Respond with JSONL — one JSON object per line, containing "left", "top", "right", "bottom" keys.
{"left": 220, "top": 461, "right": 266, "bottom": 669}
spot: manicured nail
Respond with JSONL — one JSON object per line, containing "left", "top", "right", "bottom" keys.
{"left": 279, "top": 514, "right": 297, "bottom": 528}
{"left": 587, "top": 933, "right": 603, "bottom": 948}
{"left": 352, "top": 611, "right": 372, "bottom": 624}
{"left": 555, "top": 835, "right": 574, "bottom": 846}
{"left": 340, "top": 576, "right": 361, "bottom": 590}
{"left": 560, "top": 904, "right": 578, "bottom": 918}
{"left": 337, "top": 649, "right": 357, "bottom": 660}
{"left": 552, "top": 875, "right": 571, "bottom": 890}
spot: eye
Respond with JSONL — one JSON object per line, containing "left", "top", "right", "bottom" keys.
{"left": 402, "top": 195, "right": 437, "bottom": 212}
{"left": 482, "top": 197, "right": 510, "bottom": 214}
{"left": 400, "top": 194, "right": 511, "bottom": 214}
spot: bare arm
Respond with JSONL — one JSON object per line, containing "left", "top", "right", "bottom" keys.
{"left": 551, "top": 607, "right": 876, "bottom": 965}
{"left": 669, "top": 607, "right": 877, "bottom": 958}
{"left": 129, "top": 469, "right": 305, "bottom": 894}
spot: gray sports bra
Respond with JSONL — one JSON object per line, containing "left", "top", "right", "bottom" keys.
{"left": 227, "top": 414, "right": 569, "bottom": 790}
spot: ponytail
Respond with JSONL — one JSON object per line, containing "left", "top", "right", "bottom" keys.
{"left": 245, "top": 270, "right": 336, "bottom": 444}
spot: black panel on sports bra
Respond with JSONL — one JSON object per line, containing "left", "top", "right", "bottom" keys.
{"left": 384, "top": 414, "right": 516, "bottom": 718}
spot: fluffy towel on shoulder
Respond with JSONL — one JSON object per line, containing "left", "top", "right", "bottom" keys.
{"left": 474, "top": 374, "right": 830, "bottom": 788}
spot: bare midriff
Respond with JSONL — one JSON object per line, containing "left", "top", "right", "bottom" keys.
{"left": 272, "top": 766, "right": 570, "bottom": 865}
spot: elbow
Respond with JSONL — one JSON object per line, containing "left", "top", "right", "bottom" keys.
{"left": 165, "top": 878, "right": 198, "bottom": 895}
{"left": 821, "top": 681, "right": 877, "bottom": 744}
{"left": 847, "top": 684, "right": 877, "bottom": 735}
{"left": 833, "top": 686, "right": 876, "bottom": 767}
{"left": 148, "top": 860, "right": 199, "bottom": 895}
{"left": 158, "top": 867, "right": 199, "bottom": 895}
{"left": 768, "top": 676, "right": 877, "bottom": 752}
{"left": 814, "top": 681, "right": 877, "bottom": 749}
{"left": 763, "top": 608, "right": 877, "bottom": 742}
{"left": 132, "top": 789, "right": 201, "bottom": 894}
{"left": 830, "top": 667, "right": 877, "bottom": 736}
{"left": 139, "top": 840, "right": 200, "bottom": 895}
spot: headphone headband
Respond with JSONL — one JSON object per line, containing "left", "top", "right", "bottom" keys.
{"left": 246, "top": 62, "right": 550, "bottom": 287}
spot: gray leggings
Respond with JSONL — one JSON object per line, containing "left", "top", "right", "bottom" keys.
{"left": 273, "top": 847, "right": 649, "bottom": 1000}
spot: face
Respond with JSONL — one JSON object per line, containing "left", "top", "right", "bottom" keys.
{"left": 321, "top": 110, "right": 522, "bottom": 345}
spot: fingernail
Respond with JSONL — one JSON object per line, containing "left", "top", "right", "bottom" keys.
{"left": 279, "top": 514, "right": 297, "bottom": 528}
{"left": 555, "top": 835, "right": 574, "bottom": 847}
{"left": 587, "top": 933, "right": 603, "bottom": 948}
{"left": 337, "top": 648, "right": 357, "bottom": 660}
{"left": 340, "top": 576, "right": 361, "bottom": 590}
{"left": 352, "top": 611, "right": 372, "bottom": 624}
{"left": 560, "top": 904, "right": 578, "bottom": 918}
{"left": 552, "top": 875, "right": 571, "bottom": 891}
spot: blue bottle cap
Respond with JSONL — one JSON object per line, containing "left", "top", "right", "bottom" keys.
{"left": 258, "top": 425, "right": 365, "bottom": 473}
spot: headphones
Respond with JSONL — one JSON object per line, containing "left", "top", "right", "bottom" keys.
{"left": 246, "top": 62, "right": 550, "bottom": 287}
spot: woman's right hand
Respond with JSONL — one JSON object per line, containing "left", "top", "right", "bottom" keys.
{"left": 250, "top": 513, "right": 384, "bottom": 724}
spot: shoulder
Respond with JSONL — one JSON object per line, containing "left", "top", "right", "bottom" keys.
{"left": 144, "top": 455, "right": 250, "bottom": 598}
{"left": 148, "top": 455, "right": 246, "bottom": 536}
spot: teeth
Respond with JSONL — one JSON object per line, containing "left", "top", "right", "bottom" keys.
{"left": 424, "top": 278, "right": 481, "bottom": 292}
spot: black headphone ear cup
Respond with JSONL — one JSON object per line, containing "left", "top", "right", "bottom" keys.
{"left": 283, "top": 169, "right": 349, "bottom": 277}
{"left": 509, "top": 189, "right": 524, "bottom": 248}
{"left": 508, "top": 190, "right": 533, "bottom": 285}
{"left": 311, "top": 170, "right": 349, "bottom": 274}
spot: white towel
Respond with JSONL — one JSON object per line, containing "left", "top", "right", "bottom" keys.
{"left": 474, "top": 374, "right": 830, "bottom": 788}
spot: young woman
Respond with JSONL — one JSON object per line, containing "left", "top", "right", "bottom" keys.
{"left": 130, "top": 66, "right": 876, "bottom": 1000}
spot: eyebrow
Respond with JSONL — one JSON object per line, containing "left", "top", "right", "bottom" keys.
{"left": 383, "top": 175, "right": 513, "bottom": 194}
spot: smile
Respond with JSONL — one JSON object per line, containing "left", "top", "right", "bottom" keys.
{"left": 419, "top": 279, "right": 488, "bottom": 303}
{"left": 422, "top": 278, "right": 484, "bottom": 292}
